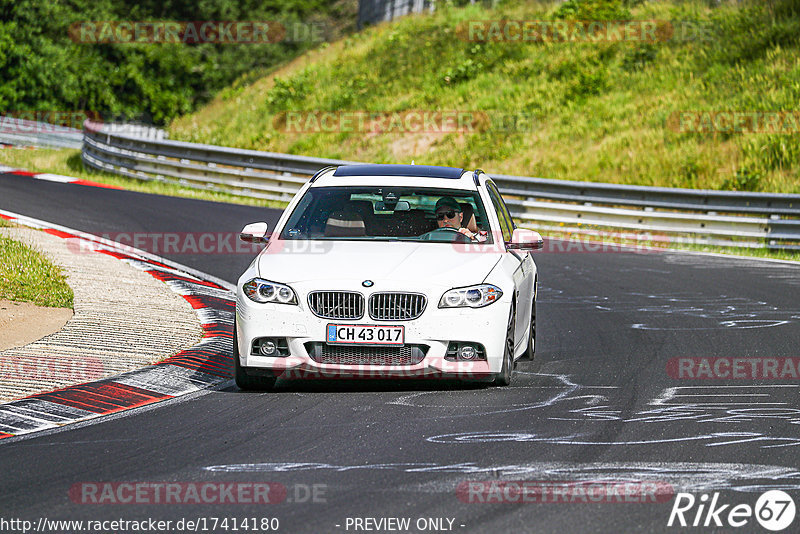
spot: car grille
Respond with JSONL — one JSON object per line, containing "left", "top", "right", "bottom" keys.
{"left": 305, "top": 343, "right": 427, "bottom": 366}
{"left": 368, "top": 292, "right": 426, "bottom": 321}
{"left": 308, "top": 291, "right": 364, "bottom": 320}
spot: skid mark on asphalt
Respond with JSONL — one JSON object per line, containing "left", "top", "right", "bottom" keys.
{"left": 203, "top": 460, "right": 800, "bottom": 493}
{"left": 627, "top": 385, "right": 800, "bottom": 424}
{"left": 388, "top": 372, "right": 582, "bottom": 416}
{"left": 426, "top": 430, "right": 800, "bottom": 448}
{"left": 541, "top": 286, "right": 799, "bottom": 330}
{"left": 422, "top": 383, "right": 800, "bottom": 449}
{"left": 662, "top": 253, "right": 800, "bottom": 287}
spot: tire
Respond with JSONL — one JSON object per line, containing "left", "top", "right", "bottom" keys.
{"left": 522, "top": 280, "right": 537, "bottom": 361}
{"left": 233, "top": 320, "right": 277, "bottom": 391}
{"left": 494, "top": 303, "right": 516, "bottom": 387}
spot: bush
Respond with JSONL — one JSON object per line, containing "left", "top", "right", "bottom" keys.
{"left": 622, "top": 44, "right": 658, "bottom": 71}
{"left": 266, "top": 71, "right": 312, "bottom": 111}
{"left": 553, "top": 0, "right": 632, "bottom": 20}
{"left": 721, "top": 167, "right": 762, "bottom": 191}
{"left": 0, "top": 0, "right": 357, "bottom": 125}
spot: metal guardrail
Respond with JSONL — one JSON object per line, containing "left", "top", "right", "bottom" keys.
{"left": 0, "top": 117, "right": 167, "bottom": 149}
{"left": 81, "top": 121, "right": 800, "bottom": 250}
{"left": 99, "top": 123, "right": 168, "bottom": 140}
{"left": 358, "top": 0, "right": 435, "bottom": 28}
{"left": 82, "top": 121, "right": 356, "bottom": 202}
{"left": 0, "top": 116, "right": 83, "bottom": 149}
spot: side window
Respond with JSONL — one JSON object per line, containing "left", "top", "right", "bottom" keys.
{"left": 489, "top": 182, "right": 516, "bottom": 232}
{"left": 487, "top": 182, "right": 513, "bottom": 242}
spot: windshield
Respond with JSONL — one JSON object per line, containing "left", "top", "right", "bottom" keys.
{"left": 279, "top": 186, "right": 493, "bottom": 243}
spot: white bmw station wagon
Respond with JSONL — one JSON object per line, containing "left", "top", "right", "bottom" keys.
{"left": 234, "top": 164, "right": 542, "bottom": 389}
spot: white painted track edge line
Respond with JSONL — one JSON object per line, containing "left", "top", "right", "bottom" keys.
{"left": 0, "top": 208, "right": 236, "bottom": 291}
{"left": 0, "top": 380, "right": 234, "bottom": 445}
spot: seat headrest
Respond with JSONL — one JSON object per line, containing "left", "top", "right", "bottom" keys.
{"left": 325, "top": 210, "right": 366, "bottom": 237}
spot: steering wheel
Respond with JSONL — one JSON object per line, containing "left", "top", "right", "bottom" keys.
{"left": 419, "top": 226, "right": 471, "bottom": 243}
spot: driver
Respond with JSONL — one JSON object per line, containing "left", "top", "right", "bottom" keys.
{"left": 434, "top": 197, "right": 487, "bottom": 242}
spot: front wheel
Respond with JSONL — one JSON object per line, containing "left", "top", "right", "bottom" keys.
{"left": 494, "top": 303, "right": 516, "bottom": 387}
{"left": 233, "top": 320, "right": 277, "bottom": 391}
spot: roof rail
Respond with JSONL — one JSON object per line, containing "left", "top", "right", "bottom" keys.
{"left": 473, "top": 169, "right": 485, "bottom": 187}
{"left": 309, "top": 165, "right": 338, "bottom": 183}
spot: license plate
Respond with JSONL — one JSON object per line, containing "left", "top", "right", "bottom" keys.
{"left": 326, "top": 324, "right": 404, "bottom": 345}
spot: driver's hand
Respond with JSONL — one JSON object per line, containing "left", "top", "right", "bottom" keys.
{"left": 458, "top": 228, "right": 476, "bottom": 240}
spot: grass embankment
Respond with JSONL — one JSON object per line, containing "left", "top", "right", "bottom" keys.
{"left": 0, "top": 148, "right": 278, "bottom": 207}
{"left": 0, "top": 219, "right": 73, "bottom": 308}
{"left": 169, "top": 0, "right": 800, "bottom": 194}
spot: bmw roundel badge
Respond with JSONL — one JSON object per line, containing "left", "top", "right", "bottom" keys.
{"left": 362, "top": 280, "right": 374, "bottom": 287}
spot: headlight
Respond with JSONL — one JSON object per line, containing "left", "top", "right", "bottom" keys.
{"left": 439, "top": 284, "right": 503, "bottom": 308}
{"left": 243, "top": 278, "right": 298, "bottom": 304}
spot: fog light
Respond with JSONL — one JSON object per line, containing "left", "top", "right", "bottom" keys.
{"left": 260, "top": 340, "right": 277, "bottom": 356}
{"left": 459, "top": 345, "right": 477, "bottom": 360}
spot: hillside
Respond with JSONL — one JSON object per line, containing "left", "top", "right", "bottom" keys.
{"left": 169, "top": 0, "right": 800, "bottom": 193}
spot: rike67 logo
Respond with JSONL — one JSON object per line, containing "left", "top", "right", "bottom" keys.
{"left": 668, "top": 490, "right": 796, "bottom": 531}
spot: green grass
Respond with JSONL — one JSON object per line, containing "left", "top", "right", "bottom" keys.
{"left": 0, "top": 148, "right": 281, "bottom": 208}
{"left": 0, "top": 227, "right": 74, "bottom": 308}
{"left": 169, "top": 0, "right": 800, "bottom": 193}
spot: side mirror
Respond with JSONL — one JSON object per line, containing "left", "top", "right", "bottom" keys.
{"left": 239, "top": 222, "right": 270, "bottom": 243}
{"left": 507, "top": 228, "right": 543, "bottom": 251}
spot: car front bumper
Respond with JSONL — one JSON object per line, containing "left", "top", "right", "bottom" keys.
{"left": 235, "top": 292, "right": 511, "bottom": 380}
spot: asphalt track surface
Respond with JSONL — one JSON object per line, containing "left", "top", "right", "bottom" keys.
{"left": 2, "top": 171, "right": 800, "bottom": 533}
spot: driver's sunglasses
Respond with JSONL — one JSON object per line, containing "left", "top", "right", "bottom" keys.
{"left": 436, "top": 210, "right": 458, "bottom": 220}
